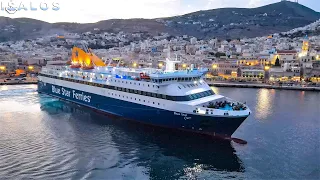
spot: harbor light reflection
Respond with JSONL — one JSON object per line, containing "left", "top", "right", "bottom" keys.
{"left": 255, "top": 89, "right": 274, "bottom": 120}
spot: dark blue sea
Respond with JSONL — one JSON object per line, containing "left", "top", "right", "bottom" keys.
{"left": 0, "top": 85, "right": 319, "bottom": 180}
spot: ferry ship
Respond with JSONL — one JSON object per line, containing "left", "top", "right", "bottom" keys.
{"left": 38, "top": 46, "right": 251, "bottom": 138}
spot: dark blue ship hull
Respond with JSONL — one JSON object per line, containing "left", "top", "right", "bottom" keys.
{"left": 38, "top": 81, "right": 248, "bottom": 137}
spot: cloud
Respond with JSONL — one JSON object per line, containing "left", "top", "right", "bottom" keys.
{"left": 0, "top": 0, "right": 317, "bottom": 23}
{"left": 2, "top": 0, "right": 184, "bottom": 22}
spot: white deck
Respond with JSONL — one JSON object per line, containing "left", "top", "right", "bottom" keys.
{"left": 39, "top": 63, "right": 251, "bottom": 117}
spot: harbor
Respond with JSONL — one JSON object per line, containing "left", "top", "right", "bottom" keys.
{"left": 0, "top": 85, "right": 319, "bottom": 179}
{"left": 207, "top": 81, "right": 320, "bottom": 91}
{"left": 0, "top": 1, "right": 320, "bottom": 179}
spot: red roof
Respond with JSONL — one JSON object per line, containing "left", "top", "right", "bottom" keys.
{"left": 277, "top": 50, "right": 297, "bottom": 54}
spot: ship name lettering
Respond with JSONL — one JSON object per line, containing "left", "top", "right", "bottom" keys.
{"left": 61, "top": 88, "right": 71, "bottom": 97}
{"left": 72, "top": 90, "right": 91, "bottom": 103}
{"left": 52, "top": 85, "right": 60, "bottom": 94}
{"left": 174, "top": 112, "right": 181, "bottom": 116}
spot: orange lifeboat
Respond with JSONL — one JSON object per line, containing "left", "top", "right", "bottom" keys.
{"left": 82, "top": 66, "right": 94, "bottom": 70}
{"left": 140, "top": 73, "right": 150, "bottom": 80}
{"left": 70, "top": 64, "right": 81, "bottom": 69}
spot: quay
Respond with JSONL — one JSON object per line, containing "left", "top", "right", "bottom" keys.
{"left": 0, "top": 81, "right": 37, "bottom": 85}
{"left": 0, "top": 78, "right": 37, "bottom": 85}
{"left": 207, "top": 81, "right": 320, "bottom": 91}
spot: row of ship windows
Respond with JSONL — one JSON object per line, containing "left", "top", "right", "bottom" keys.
{"left": 111, "top": 79, "right": 159, "bottom": 88}
{"left": 40, "top": 73, "right": 215, "bottom": 101}
{"left": 111, "top": 78, "right": 202, "bottom": 90}
{"left": 153, "top": 77, "right": 201, "bottom": 83}
{"left": 109, "top": 92, "right": 161, "bottom": 106}
{"left": 108, "top": 78, "right": 203, "bottom": 90}
{"left": 178, "top": 83, "right": 202, "bottom": 89}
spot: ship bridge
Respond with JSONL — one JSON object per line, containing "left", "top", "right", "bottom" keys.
{"left": 149, "top": 69, "right": 207, "bottom": 85}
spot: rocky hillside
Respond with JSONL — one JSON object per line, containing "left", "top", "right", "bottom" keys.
{"left": 280, "top": 19, "right": 320, "bottom": 38}
{"left": 162, "top": 1, "right": 320, "bottom": 39}
{"left": 0, "top": 1, "right": 319, "bottom": 41}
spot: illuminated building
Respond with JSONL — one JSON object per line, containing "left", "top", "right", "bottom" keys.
{"left": 299, "top": 35, "right": 309, "bottom": 57}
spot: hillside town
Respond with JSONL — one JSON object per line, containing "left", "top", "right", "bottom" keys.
{"left": 0, "top": 20, "right": 320, "bottom": 85}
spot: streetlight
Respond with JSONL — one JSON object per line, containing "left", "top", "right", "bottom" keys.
{"left": 212, "top": 64, "right": 218, "bottom": 69}
{"left": 264, "top": 66, "right": 270, "bottom": 83}
{"left": 0, "top": 66, "right": 5, "bottom": 71}
{"left": 133, "top": 63, "right": 137, "bottom": 68}
{"left": 158, "top": 63, "right": 163, "bottom": 68}
{"left": 182, "top": 64, "right": 187, "bottom": 68}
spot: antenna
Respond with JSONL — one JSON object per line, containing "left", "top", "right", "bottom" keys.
{"left": 107, "top": 58, "right": 112, "bottom": 66}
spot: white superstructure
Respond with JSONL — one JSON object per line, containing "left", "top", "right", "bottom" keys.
{"left": 39, "top": 57, "right": 251, "bottom": 118}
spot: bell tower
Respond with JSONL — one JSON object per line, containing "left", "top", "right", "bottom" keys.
{"left": 300, "top": 35, "right": 309, "bottom": 57}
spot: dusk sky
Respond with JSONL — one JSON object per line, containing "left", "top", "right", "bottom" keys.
{"left": 1, "top": 0, "right": 319, "bottom": 23}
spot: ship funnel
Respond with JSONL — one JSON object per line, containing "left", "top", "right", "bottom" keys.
{"left": 164, "top": 46, "right": 181, "bottom": 72}
{"left": 165, "top": 58, "right": 181, "bottom": 73}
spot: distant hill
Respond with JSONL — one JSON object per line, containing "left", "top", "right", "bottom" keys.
{"left": 0, "top": 1, "right": 319, "bottom": 42}
{"left": 280, "top": 19, "right": 320, "bottom": 38}
{"left": 163, "top": 1, "right": 320, "bottom": 39}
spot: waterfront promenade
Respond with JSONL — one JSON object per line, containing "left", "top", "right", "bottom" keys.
{"left": 0, "top": 78, "right": 37, "bottom": 85}
{"left": 207, "top": 81, "right": 320, "bottom": 91}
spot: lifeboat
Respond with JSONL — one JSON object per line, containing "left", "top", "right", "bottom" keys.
{"left": 66, "top": 60, "right": 72, "bottom": 65}
{"left": 82, "top": 66, "right": 94, "bottom": 70}
{"left": 140, "top": 73, "right": 150, "bottom": 80}
{"left": 70, "top": 64, "right": 81, "bottom": 69}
